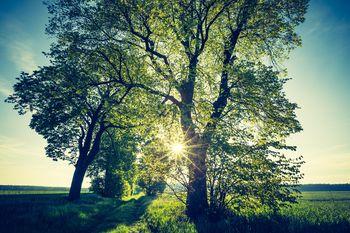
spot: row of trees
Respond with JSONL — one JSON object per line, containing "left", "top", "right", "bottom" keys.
{"left": 7, "top": 0, "right": 308, "bottom": 219}
{"left": 88, "top": 130, "right": 137, "bottom": 198}
{"left": 88, "top": 129, "right": 166, "bottom": 198}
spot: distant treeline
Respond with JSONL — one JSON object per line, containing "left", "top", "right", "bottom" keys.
{"left": 297, "top": 184, "right": 350, "bottom": 191}
{"left": 0, "top": 185, "right": 89, "bottom": 192}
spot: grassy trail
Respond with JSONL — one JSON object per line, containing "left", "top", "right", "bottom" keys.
{"left": 90, "top": 195, "right": 155, "bottom": 233}
{"left": 0, "top": 194, "right": 154, "bottom": 233}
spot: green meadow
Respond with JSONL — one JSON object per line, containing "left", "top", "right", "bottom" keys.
{"left": 0, "top": 188, "right": 349, "bottom": 233}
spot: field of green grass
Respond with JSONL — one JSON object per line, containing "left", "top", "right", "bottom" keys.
{"left": 0, "top": 188, "right": 349, "bottom": 233}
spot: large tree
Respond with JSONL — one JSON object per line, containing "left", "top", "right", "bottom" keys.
{"left": 44, "top": 0, "right": 307, "bottom": 217}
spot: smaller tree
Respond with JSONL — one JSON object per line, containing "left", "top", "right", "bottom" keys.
{"left": 138, "top": 178, "right": 166, "bottom": 196}
{"left": 88, "top": 129, "right": 137, "bottom": 198}
{"left": 207, "top": 136, "right": 303, "bottom": 216}
{"left": 137, "top": 140, "right": 169, "bottom": 196}
{"left": 205, "top": 62, "right": 303, "bottom": 216}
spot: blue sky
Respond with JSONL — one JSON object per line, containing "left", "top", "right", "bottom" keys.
{"left": 0, "top": 0, "right": 349, "bottom": 187}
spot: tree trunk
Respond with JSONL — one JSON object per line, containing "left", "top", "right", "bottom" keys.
{"left": 68, "top": 159, "right": 88, "bottom": 201}
{"left": 69, "top": 113, "right": 105, "bottom": 201}
{"left": 179, "top": 106, "right": 209, "bottom": 218}
{"left": 186, "top": 142, "right": 209, "bottom": 219}
{"left": 179, "top": 56, "right": 210, "bottom": 218}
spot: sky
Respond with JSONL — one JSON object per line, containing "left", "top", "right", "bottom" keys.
{"left": 0, "top": 0, "right": 349, "bottom": 187}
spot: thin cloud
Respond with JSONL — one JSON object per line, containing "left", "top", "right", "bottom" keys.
{"left": 0, "top": 135, "right": 25, "bottom": 154}
{"left": 304, "top": 2, "right": 350, "bottom": 37}
{"left": 0, "top": 135, "right": 42, "bottom": 158}
{"left": 0, "top": 83, "right": 12, "bottom": 97}
{"left": 1, "top": 19, "right": 38, "bottom": 73}
{"left": 8, "top": 40, "right": 38, "bottom": 73}
{"left": 0, "top": 74, "right": 12, "bottom": 97}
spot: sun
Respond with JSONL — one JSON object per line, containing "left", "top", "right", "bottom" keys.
{"left": 170, "top": 143, "right": 185, "bottom": 155}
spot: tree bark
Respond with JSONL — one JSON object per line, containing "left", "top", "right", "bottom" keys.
{"left": 68, "top": 159, "right": 89, "bottom": 201}
{"left": 186, "top": 138, "right": 209, "bottom": 219}
{"left": 69, "top": 121, "right": 105, "bottom": 201}
{"left": 179, "top": 101, "right": 209, "bottom": 218}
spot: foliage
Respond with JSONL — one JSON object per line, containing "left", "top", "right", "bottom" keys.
{"left": 88, "top": 129, "right": 138, "bottom": 198}
{"left": 5, "top": 1, "right": 165, "bottom": 199}
{"left": 138, "top": 180, "right": 166, "bottom": 197}
{"left": 137, "top": 140, "right": 169, "bottom": 196}
{"left": 6, "top": 58, "right": 133, "bottom": 164}
{"left": 6, "top": 0, "right": 164, "bottom": 199}
{"left": 207, "top": 141, "right": 303, "bottom": 215}
{"left": 205, "top": 61, "right": 304, "bottom": 214}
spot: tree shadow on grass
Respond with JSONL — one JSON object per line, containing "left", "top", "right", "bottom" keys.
{"left": 90, "top": 195, "right": 156, "bottom": 233}
{"left": 194, "top": 214, "right": 350, "bottom": 233}
{"left": 0, "top": 193, "right": 155, "bottom": 233}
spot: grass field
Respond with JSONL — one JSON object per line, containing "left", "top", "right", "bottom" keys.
{"left": 0, "top": 189, "right": 349, "bottom": 233}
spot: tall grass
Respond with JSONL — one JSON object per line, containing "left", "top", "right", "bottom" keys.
{"left": 138, "top": 192, "right": 350, "bottom": 233}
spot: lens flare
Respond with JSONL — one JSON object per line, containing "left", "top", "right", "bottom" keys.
{"left": 170, "top": 143, "right": 184, "bottom": 155}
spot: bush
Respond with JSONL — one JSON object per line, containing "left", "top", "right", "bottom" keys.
{"left": 90, "top": 172, "right": 125, "bottom": 198}
{"left": 138, "top": 180, "right": 166, "bottom": 196}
